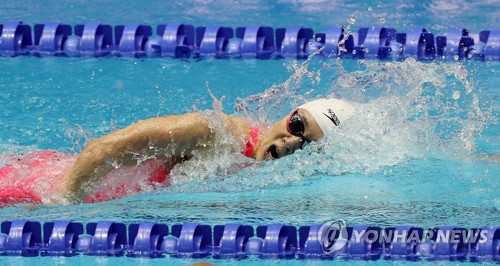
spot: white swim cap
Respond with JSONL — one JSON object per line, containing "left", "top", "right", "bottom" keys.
{"left": 297, "top": 98, "right": 355, "bottom": 135}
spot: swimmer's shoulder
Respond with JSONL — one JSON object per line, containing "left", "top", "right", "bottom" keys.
{"left": 131, "top": 113, "right": 206, "bottom": 127}
{"left": 130, "top": 113, "right": 253, "bottom": 140}
{"left": 226, "top": 115, "right": 254, "bottom": 136}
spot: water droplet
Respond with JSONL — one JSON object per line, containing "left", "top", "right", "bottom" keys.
{"left": 452, "top": 90, "right": 461, "bottom": 100}
{"left": 349, "top": 15, "right": 356, "bottom": 24}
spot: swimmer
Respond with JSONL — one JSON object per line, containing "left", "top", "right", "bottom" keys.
{"left": 56, "top": 98, "right": 354, "bottom": 202}
{"left": 0, "top": 98, "right": 354, "bottom": 204}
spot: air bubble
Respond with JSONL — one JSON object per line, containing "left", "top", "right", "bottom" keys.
{"left": 452, "top": 90, "right": 461, "bottom": 99}
{"left": 368, "top": 7, "right": 373, "bottom": 12}
{"left": 453, "top": 55, "right": 459, "bottom": 61}
{"left": 379, "top": 18, "right": 386, "bottom": 24}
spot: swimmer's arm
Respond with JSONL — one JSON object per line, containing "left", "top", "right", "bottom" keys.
{"left": 60, "top": 112, "right": 219, "bottom": 202}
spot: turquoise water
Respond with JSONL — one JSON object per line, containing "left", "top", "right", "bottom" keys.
{"left": 1, "top": 0, "right": 499, "bottom": 265}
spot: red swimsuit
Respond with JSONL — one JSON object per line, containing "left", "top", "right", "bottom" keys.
{"left": 242, "top": 126, "right": 261, "bottom": 158}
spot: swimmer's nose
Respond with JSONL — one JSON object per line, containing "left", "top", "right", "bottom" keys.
{"left": 283, "top": 136, "right": 304, "bottom": 155}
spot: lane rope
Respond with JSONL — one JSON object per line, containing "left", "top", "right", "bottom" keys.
{"left": 0, "top": 22, "right": 498, "bottom": 60}
{"left": 0, "top": 220, "right": 497, "bottom": 261}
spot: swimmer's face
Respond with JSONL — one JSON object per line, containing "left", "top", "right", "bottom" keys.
{"left": 255, "top": 108, "right": 324, "bottom": 161}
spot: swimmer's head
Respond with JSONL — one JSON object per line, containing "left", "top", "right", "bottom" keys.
{"left": 255, "top": 98, "right": 355, "bottom": 161}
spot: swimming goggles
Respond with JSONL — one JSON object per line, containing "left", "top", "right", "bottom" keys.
{"left": 286, "top": 109, "right": 309, "bottom": 147}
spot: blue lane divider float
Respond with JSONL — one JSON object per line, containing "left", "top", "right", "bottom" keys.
{"left": 128, "top": 221, "right": 168, "bottom": 257}
{"left": 395, "top": 27, "right": 436, "bottom": 61}
{"left": 0, "top": 21, "right": 32, "bottom": 55}
{"left": 213, "top": 223, "right": 253, "bottom": 257}
{"left": 308, "top": 26, "right": 355, "bottom": 58}
{"left": 383, "top": 225, "right": 423, "bottom": 259}
{"left": 40, "top": 221, "right": 83, "bottom": 256}
{"left": 33, "top": 22, "right": 72, "bottom": 55}
{"left": 76, "top": 221, "right": 127, "bottom": 255}
{"left": 275, "top": 26, "right": 313, "bottom": 58}
{"left": 255, "top": 224, "right": 298, "bottom": 257}
{"left": 231, "top": 26, "right": 274, "bottom": 58}
{"left": 0, "top": 220, "right": 41, "bottom": 256}
{"left": 0, "top": 220, "right": 498, "bottom": 261}
{"left": 114, "top": 24, "right": 152, "bottom": 56}
{"left": 166, "top": 222, "right": 212, "bottom": 257}
{"left": 436, "top": 28, "right": 475, "bottom": 60}
{"left": 72, "top": 23, "right": 114, "bottom": 55}
{"left": 353, "top": 27, "right": 396, "bottom": 59}
{"left": 0, "top": 21, "right": 499, "bottom": 60}
{"left": 195, "top": 26, "right": 233, "bottom": 58}
{"left": 145, "top": 23, "right": 195, "bottom": 57}
{"left": 471, "top": 30, "right": 500, "bottom": 60}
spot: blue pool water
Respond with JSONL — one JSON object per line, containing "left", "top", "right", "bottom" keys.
{"left": 0, "top": 0, "right": 499, "bottom": 265}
